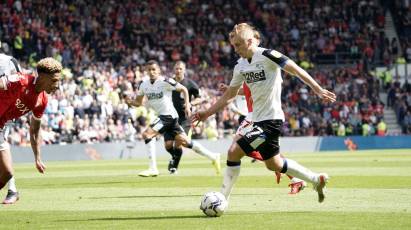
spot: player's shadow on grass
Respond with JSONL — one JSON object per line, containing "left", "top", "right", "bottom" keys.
{"left": 87, "top": 193, "right": 267, "bottom": 199}
{"left": 59, "top": 215, "right": 208, "bottom": 222}
{"left": 87, "top": 194, "right": 201, "bottom": 199}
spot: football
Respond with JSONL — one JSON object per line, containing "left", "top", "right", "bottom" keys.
{"left": 200, "top": 191, "right": 228, "bottom": 217}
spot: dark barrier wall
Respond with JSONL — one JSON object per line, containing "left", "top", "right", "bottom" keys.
{"left": 319, "top": 136, "right": 411, "bottom": 151}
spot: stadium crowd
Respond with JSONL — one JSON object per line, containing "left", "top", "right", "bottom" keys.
{"left": 1, "top": 0, "right": 409, "bottom": 146}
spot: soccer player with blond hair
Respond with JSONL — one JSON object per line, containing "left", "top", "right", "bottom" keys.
{"left": 193, "top": 23, "right": 336, "bottom": 204}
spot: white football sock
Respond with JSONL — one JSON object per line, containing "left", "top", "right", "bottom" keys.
{"left": 220, "top": 165, "right": 241, "bottom": 200}
{"left": 147, "top": 139, "right": 157, "bottom": 171}
{"left": 8, "top": 176, "right": 17, "bottom": 192}
{"left": 191, "top": 141, "right": 217, "bottom": 160}
{"left": 283, "top": 158, "right": 318, "bottom": 184}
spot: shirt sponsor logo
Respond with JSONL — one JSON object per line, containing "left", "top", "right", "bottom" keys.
{"left": 15, "top": 98, "right": 30, "bottom": 114}
{"left": 243, "top": 70, "right": 266, "bottom": 83}
{"left": 147, "top": 92, "right": 164, "bottom": 100}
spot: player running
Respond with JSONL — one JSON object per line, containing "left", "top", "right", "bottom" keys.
{"left": 126, "top": 60, "right": 220, "bottom": 177}
{"left": 221, "top": 82, "right": 307, "bottom": 194}
{"left": 0, "top": 57, "right": 62, "bottom": 203}
{"left": 192, "top": 23, "right": 336, "bottom": 204}
{"left": 165, "top": 61, "right": 220, "bottom": 174}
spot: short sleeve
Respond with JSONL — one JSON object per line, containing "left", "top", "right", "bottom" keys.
{"left": 3, "top": 74, "right": 24, "bottom": 91}
{"left": 187, "top": 79, "right": 200, "bottom": 98}
{"left": 163, "top": 78, "right": 177, "bottom": 91}
{"left": 229, "top": 65, "right": 243, "bottom": 88}
{"left": 137, "top": 82, "right": 145, "bottom": 96}
{"left": 262, "top": 49, "right": 289, "bottom": 68}
{"left": 32, "top": 94, "right": 48, "bottom": 120}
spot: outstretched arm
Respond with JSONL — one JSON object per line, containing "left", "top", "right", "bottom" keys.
{"left": 283, "top": 60, "right": 336, "bottom": 103}
{"left": 219, "top": 83, "right": 244, "bottom": 95}
{"left": 125, "top": 95, "right": 144, "bottom": 107}
{"left": 192, "top": 85, "right": 241, "bottom": 123}
{"left": 29, "top": 116, "right": 46, "bottom": 173}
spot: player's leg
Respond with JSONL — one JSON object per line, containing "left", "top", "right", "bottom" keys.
{"left": 178, "top": 132, "right": 221, "bottom": 175}
{"left": 163, "top": 135, "right": 180, "bottom": 174}
{"left": 181, "top": 118, "right": 219, "bottom": 162}
{"left": 279, "top": 150, "right": 307, "bottom": 194}
{"left": 180, "top": 118, "right": 193, "bottom": 141}
{"left": 263, "top": 149, "right": 327, "bottom": 202}
{"left": 220, "top": 140, "right": 245, "bottom": 201}
{"left": 0, "top": 127, "right": 19, "bottom": 204}
{"left": 165, "top": 119, "right": 190, "bottom": 174}
{"left": 264, "top": 155, "right": 328, "bottom": 202}
{"left": 138, "top": 125, "right": 160, "bottom": 177}
{"left": 288, "top": 177, "right": 307, "bottom": 195}
{"left": 0, "top": 145, "right": 19, "bottom": 204}
{"left": 159, "top": 117, "right": 187, "bottom": 174}
{"left": 0, "top": 149, "right": 13, "bottom": 190}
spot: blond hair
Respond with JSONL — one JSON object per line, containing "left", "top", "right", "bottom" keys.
{"left": 37, "top": 57, "right": 62, "bottom": 74}
{"left": 229, "top": 23, "right": 261, "bottom": 44}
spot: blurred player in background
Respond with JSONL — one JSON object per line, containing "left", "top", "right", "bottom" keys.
{"left": 126, "top": 60, "right": 220, "bottom": 177}
{"left": 192, "top": 23, "right": 336, "bottom": 204}
{"left": 167, "top": 61, "right": 220, "bottom": 174}
{"left": 0, "top": 57, "right": 62, "bottom": 203}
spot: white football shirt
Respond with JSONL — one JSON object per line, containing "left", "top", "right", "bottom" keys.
{"left": 231, "top": 95, "right": 248, "bottom": 116}
{"left": 0, "top": 53, "right": 20, "bottom": 76}
{"left": 229, "top": 47, "right": 289, "bottom": 122}
{"left": 138, "top": 77, "right": 179, "bottom": 118}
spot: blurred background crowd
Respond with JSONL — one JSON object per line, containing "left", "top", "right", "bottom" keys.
{"left": 1, "top": 0, "right": 411, "bottom": 146}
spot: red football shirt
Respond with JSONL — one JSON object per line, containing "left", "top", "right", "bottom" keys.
{"left": 0, "top": 73, "right": 48, "bottom": 128}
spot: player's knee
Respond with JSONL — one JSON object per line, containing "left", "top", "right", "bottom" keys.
{"left": 164, "top": 142, "right": 173, "bottom": 150}
{"left": 264, "top": 163, "right": 278, "bottom": 172}
{"left": 265, "top": 155, "right": 283, "bottom": 172}
{"left": 227, "top": 146, "right": 243, "bottom": 161}
{"left": 175, "top": 135, "right": 186, "bottom": 147}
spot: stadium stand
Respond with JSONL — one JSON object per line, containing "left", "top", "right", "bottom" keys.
{"left": 0, "top": 0, "right": 409, "bottom": 146}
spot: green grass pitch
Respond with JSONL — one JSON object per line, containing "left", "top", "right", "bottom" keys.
{"left": 1, "top": 149, "right": 411, "bottom": 229}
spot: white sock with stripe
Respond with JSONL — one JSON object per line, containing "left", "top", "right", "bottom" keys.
{"left": 220, "top": 161, "right": 241, "bottom": 200}
{"left": 147, "top": 139, "right": 157, "bottom": 171}
{"left": 191, "top": 141, "right": 217, "bottom": 160}
{"left": 282, "top": 158, "right": 318, "bottom": 184}
{"left": 8, "top": 176, "right": 17, "bottom": 192}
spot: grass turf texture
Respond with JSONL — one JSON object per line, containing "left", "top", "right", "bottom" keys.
{"left": 1, "top": 149, "right": 411, "bottom": 229}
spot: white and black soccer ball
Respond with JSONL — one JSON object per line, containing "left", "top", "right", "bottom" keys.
{"left": 200, "top": 191, "right": 227, "bottom": 217}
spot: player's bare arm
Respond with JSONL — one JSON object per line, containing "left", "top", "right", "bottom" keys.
{"left": 125, "top": 95, "right": 144, "bottom": 108}
{"left": 283, "top": 60, "right": 336, "bottom": 103}
{"left": 219, "top": 83, "right": 244, "bottom": 96}
{"left": 29, "top": 116, "right": 46, "bottom": 173}
{"left": 175, "top": 83, "right": 191, "bottom": 117}
{"left": 192, "top": 85, "right": 241, "bottom": 123}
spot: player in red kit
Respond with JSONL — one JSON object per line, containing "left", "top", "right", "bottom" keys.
{"left": 0, "top": 57, "right": 62, "bottom": 202}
